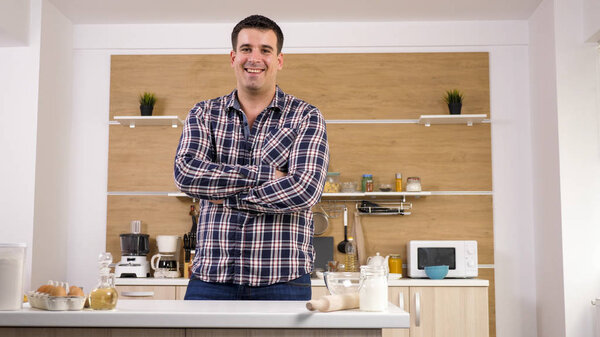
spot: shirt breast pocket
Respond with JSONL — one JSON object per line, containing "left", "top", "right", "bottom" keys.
{"left": 261, "top": 128, "right": 297, "bottom": 171}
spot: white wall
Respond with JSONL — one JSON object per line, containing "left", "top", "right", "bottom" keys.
{"left": 69, "top": 20, "right": 535, "bottom": 336}
{"left": 30, "top": 0, "right": 73, "bottom": 287}
{"left": 0, "top": 0, "right": 41, "bottom": 292}
{"left": 0, "top": 0, "right": 30, "bottom": 46}
{"left": 554, "top": 0, "right": 600, "bottom": 335}
{"left": 528, "top": 1, "right": 566, "bottom": 336}
{"left": 583, "top": 0, "right": 600, "bottom": 42}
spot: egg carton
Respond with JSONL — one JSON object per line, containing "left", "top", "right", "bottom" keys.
{"left": 28, "top": 280, "right": 85, "bottom": 311}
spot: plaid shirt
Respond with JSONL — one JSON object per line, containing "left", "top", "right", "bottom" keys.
{"left": 174, "top": 86, "right": 329, "bottom": 286}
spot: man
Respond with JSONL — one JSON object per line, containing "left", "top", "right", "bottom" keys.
{"left": 174, "top": 15, "right": 329, "bottom": 300}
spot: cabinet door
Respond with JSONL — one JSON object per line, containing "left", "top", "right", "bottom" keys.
{"left": 410, "top": 287, "right": 488, "bottom": 337}
{"left": 311, "top": 286, "right": 329, "bottom": 300}
{"left": 383, "top": 287, "right": 410, "bottom": 337}
{"left": 175, "top": 285, "right": 187, "bottom": 300}
{"left": 116, "top": 285, "right": 176, "bottom": 300}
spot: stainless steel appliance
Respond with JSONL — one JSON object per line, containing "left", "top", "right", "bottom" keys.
{"left": 115, "top": 220, "right": 151, "bottom": 278}
{"left": 407, "top": 240, "right": 478, "bottom": 278}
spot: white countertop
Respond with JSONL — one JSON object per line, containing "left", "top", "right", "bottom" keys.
{"left": 0, "top": 300, "right": 409, "bottom": 329}
{"left": 115, "top": 277, "right": 489, "bottom": 287}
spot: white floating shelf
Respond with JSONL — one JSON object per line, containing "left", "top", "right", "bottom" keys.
{"left": 418, "top": 114, "right": 488, "bottom": 127}
{"left": 322, "top": 192, "right": 432, "bottom": 198}
{"left": 107, "top": 191, "right": 491, "bottom": 198}
{"left": 113, "top": 116, "right": 183, "bottom": 128}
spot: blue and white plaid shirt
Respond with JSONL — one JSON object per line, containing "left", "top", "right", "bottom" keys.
{"left": 174, "top": 86, "right": 329, "bottom": 286}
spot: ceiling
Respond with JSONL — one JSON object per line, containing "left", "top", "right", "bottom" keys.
{"left": 48, "top": 0, "right": 542, "bottom": 24}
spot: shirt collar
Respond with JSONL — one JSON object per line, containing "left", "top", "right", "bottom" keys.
{"left": 226, "top": 86, "right": 286, "bottom": 116}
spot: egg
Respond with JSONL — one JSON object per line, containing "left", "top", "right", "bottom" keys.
{"left": 37, "top": 284, "right": 54, "bottom": 294}
{"left": 68, "top": 286, "right": 84, "bottom": 297}
{"left": 50, "top": 286, "right": 67, "bottom": 297}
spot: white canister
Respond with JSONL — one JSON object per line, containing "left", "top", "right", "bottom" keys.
{"left": 0, "top": 243, "right": 26, "bottom": 310}
{"left": 359, "top": 264, "right": 388, "bottom": 311}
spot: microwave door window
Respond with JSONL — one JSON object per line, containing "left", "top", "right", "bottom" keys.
{"left": 417, "top": 247, "right": 457, "bottom": 269}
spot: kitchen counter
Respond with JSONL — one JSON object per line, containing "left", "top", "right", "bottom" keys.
{"left": 115, "top": 277, "right": 489, "bottom": 287}
{"left": 0, "top": 300, "right": 408, "bottom": 337}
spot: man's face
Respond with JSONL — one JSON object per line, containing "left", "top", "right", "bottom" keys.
{"left": 231, "top": 28, "right": 283, "bottom": 95}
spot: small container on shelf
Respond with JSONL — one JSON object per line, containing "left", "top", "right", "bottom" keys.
{"left": 362, "top": 174, "right": 374, "bottom": 192}
{"left": 405, "top": 177, "right": 422, "bottom": 192}
{"left": 324, "top": 172, "right": 341, "bottom": 193}
{"left": 378, "top": 183, "right": 392, "bottom": 192}
{"left": 395, "top": 173, "right": 402, "bottom": 192}
{"left": 341, "top": 181, "right": 358, "bottom": 193}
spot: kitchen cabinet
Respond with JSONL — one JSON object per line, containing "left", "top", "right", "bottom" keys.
{"left": 409, "top": 286, "right": 488, "bottom": 337}
{"left": 115, "top": 285, "right": 176, "bottom": 300}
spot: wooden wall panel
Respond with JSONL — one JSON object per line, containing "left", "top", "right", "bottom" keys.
{"left": 110, "top": 53, "right": 490, "bottom": 120}
{"left": 108, "top": 125, "right": 182, "bottom": 191}
{"left": 108, "top": 123, "right": 491, "bottom": 191}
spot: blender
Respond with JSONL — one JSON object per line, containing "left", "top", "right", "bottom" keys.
{"left": 151, "top": 235, "right": 180, "bottom": 278}
{"left": 115, "top": 220, "right": 150, "bottom": 278}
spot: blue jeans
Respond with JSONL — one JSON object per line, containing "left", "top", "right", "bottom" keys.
{"left": 184, "top": 274, "right": 312, "bottom": 301}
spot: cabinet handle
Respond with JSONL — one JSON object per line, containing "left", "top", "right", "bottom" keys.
{"left": 398, "top": 292, "right": 405, "bottom": 311}
{"left": 415, "top": 291, "right": 421, "bottom": 327}
{"left": 121, "top": 291, "right": 154, "bottom": 297}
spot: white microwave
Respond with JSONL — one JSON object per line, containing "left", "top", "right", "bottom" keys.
{"left": 407, "top": 240, "right": 478, "bottom": 278}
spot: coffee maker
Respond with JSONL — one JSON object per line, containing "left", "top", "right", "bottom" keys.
{"left": 115, "top": 220, "right": 151, "bottom": 278}
{"left": 151, "top": 235, "right": 181, "bottom": 278}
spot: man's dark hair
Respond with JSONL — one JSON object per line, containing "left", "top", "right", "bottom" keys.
{"left": 231, "top": 15, "right": 284, "bottom": 54}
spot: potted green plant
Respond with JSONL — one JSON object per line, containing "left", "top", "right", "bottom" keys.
{"left": 139, "top": 92, "right": 156, "bottom": 116}
{"left": 443, "top": 89, "right": 464, "bottom": 115}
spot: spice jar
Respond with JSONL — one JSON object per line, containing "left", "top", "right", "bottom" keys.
{"left": 405, "top": 177, "right": 422, "bottom": 192}
{"left": 323, "top": 172, "right": 341, "bottom": 193}
{"left": 359, "top": 264, "right": 388, "bottom": 311}
{"left": 362, "top": 174, "right": 373, "bottom": 192}
{"left": 395, "top": 173, "right": 402, "bottom": 192}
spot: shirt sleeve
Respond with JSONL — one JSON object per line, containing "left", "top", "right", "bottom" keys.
{"left": 224, "top": 108, "right": 329, "bottom": 213}
{"left": 174, "top": 102, "right": 275, "bottom": 200}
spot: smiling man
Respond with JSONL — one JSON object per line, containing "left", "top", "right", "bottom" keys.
{"left": 174, "top": 15, "right": 329, "bottom": 300}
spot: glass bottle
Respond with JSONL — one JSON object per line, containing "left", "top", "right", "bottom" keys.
{"left": 359, "top": 264, "right": 388, "bottom": 311}
{"left": 344, "top": 237, "right": 357, "bottom": 272}
{"left": 89, "top": 252, "right": 118, "bottom": 310}
{"left": 362, "top": 174, "right": 373, "bottom": 192}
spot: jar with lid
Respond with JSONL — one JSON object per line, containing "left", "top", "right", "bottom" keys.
{"left": 359, "top": 264, "right": 388, "bottom": 311}
{"left": 388, "top": 254, "right": 403, "bottom": 276}
{"left": 324, "top": 172, "right": 341, "bottom": 193}
{"left": 362, "top": 174, "right": 374, "bottom": 192}
{"left": 405, "top": 177, "right": 422, "bottom": 192}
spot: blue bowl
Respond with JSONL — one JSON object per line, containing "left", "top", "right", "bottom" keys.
{"left": 425, "top": 265, "right": 449, "bottom": 279}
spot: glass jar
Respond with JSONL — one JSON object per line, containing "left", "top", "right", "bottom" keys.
{"left": 362, "top": 174, "right": 373, "bottom": 192}
{"left": 388, "top": 254, "right": 403, "bottom": 276}
{"left": 406, "top": 177, "right": 422, "bottom": 192}
{"left": 89, "top": 252, "right": 118, "bottom": 310}
{"left": 324, "top": 172, "right": 341, "bottom": 193}
{"left": 359, "top": 264, "right": 388, "bottom": 311}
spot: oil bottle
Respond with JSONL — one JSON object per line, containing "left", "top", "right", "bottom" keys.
{"left": 89, "top": 252, "right": 118, "bottom": 310}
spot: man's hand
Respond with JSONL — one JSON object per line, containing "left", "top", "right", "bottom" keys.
{"left": 209, "top": 200, "right": 224, "bottom": 205}
{"left": 275, "top": 170, "right": 287, "bottom": 179}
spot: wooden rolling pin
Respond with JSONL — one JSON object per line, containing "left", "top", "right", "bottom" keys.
{"left": 306, "top": 293, "right": 360, "bottom": 312}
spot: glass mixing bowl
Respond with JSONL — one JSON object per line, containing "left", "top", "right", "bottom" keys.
{"left": 323, "top": 272, "right": 361, "bottom": 295}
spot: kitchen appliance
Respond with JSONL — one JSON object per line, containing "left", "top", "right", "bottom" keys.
{"left": 115, "top": 221, "right": 150, "bottom": 278}
{"left": 151, "top": 235, "right": 180, "bottom": 278}
{"left": 407, "top": 240, "right": 478, "bottom": 278}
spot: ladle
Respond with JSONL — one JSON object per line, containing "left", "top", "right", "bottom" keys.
{"left": 336, "top": 206, "right": 349, "bottom": 253}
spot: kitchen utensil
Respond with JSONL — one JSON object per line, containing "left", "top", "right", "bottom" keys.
{"left": 0, "top": 243, "right": 26, "bottom": 310}
{"left": 425, "top": 265, "right": 449, "bottom": 279}
{"left": 156, "top": 235, "right": 179, "bottom": 253}
{"left": 313, "top": 204, "right": 329, "bottom": 235}
{"left": 336, "top": 206, "right": 349, "bottom": 253}
{"left": 313, "top": 236, "right": 333, "bottom": 271}
{"left": 306, "top": 293, "right": 359, "bottom": 312}
{"left": 353, "top": 212, "right": 367, "bottom": 266}
{"left": 323, "top": 271, "right": 361, "bottom": 295}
